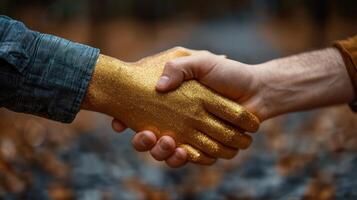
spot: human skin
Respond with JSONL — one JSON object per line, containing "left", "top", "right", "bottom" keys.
{"left": 81, "top": 48, "right": 259, "bottom": 165}
{"left": 113, "top": 47, "right": 355, "bottom": 167}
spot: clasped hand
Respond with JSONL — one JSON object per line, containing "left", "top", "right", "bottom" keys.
{"left": 83, "top": 47, "right": 260, "bottom": 166}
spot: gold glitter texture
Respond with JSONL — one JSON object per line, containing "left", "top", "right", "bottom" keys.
{"left": 82, "top": 48, "right": 260, "bottom": 165}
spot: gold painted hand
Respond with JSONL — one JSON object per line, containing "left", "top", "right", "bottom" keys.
{"left": 82, "top": 48, "right": 260, "bottom": 165}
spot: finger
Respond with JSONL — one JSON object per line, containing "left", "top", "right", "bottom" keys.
{"left": 137, "top": 46, "right": 191, "bottom": 64}
{"left": 111, "top": 119, "right": 127, "bottom": 133}
{"left": 186, "top": 130, "right": 238, "bottom": 159}
{"left": 165, "top": 147, "right": 188, "bottom": 168}
{"left": 195, "top": 115, "right": 252, "bottom": 149}
{"left": 156, "top": 55, "right": 214, "bottom": 92}
{"left": 203, "top": 95, "right": 260, "bottom": 132}
{"left": 132, "top": 131, "right": 157, "bottom": 152}
{"left": 150, "top": 136, "right": 176, "bottom": 161}
{"left": 179, "top": 144, "right": 216, "bottom": 165}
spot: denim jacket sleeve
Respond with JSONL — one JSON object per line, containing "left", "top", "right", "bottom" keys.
{"left": 0, "top": 15, "right": 100, "bottom": 123}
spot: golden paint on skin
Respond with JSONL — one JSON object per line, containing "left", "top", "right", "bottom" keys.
{"left": 82, "top": 48, "right": 260, "bottom": 165}
{"left": 179, "top": 144, "right": 216, "bottom": 165}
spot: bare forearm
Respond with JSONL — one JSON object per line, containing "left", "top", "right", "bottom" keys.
{"left": 256, "top": 48, "right": 355, "bottom": 118}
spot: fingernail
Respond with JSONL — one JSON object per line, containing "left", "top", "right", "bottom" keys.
{"left": 159, "top": 138, "right": 172, "bottom": 151}
{"left": 141, "top": 133, "right": 152, "bottom": 147}
{"left": 175, "top": 148, "right": 186, "bottom": 160}
{"left": 157, "top": 76, "right": 170, "bottom": 88}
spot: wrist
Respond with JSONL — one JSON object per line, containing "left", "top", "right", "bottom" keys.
{"left": 247, "top": 61, "right": 283, "bottom": 120}
{"left": 81, "top": 54, "right": 116, "bottom": 113}
{"left": 254, "top": 48, "right": 355, "bottom": 119}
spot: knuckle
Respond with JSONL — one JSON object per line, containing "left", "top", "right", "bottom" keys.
{"left": 173, "top": 46, "right": 184, "bottom": 51}
{"left": 173, "top": 46, "right": 190, "bottom": 56}
{"left": 165, "top": 60, "right": 177, "bottom": 70}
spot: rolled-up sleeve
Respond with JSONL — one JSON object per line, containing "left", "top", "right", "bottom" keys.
{"left": 334, "top": 35, "right": 357, "bottom": 112}
{"left": 0, "top": 15, "right": 99, "bottom": 123}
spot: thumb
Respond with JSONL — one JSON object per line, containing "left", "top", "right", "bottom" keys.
{"left": 156, "top": 55, "right": 213, "bottom": 92}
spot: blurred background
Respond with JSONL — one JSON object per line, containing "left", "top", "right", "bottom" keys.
{"left": 1, "top": 0, "right": 357, "bottom": 199}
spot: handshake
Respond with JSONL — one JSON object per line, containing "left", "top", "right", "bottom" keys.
{"left": 82, "top": 47, "right": 261, "bottom": 167}
{"left": 2, "top": 16, "right": 353, "bottom": 168}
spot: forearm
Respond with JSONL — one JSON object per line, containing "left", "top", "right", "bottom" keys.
{"left": 256, "top": 48, "right": 354, "bottom": 118}
{"left": 0, "top": 15, "right": 99, "bottom": 123}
